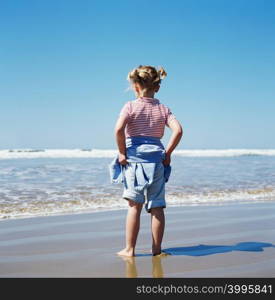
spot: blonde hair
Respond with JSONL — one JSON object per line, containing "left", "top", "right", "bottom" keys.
{"left": 127, "top": 65, "right": 167, "bottom": 95}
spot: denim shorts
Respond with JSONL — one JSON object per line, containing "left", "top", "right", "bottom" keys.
{"left": 122, "top": 162, "right": 166, "bottom": 213}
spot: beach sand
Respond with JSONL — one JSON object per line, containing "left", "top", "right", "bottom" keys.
{"left": 0, "top": 203, "right": 274, "bottom": 278}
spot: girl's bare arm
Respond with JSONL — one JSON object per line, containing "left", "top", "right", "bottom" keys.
{"left": 163, "top": 119, "right": 183, "bottom": 165}
{"left": 114, "top": 116, "right": 128, "bottom": 165}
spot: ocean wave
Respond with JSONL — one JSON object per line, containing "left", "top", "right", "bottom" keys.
{"left": 166, "top": 187, "right": 275, "bottom": 206}
{"left": 174, "top": 149, "right": 275, "bottom": 157}
{"left": 0, "top": 149, "right": 117, "bottom": 159}
{"left": 0, "top": 187, "right": 274, "bottom": 220}
{"left": 1, "top": 148, "right": 275, "bottom": 159}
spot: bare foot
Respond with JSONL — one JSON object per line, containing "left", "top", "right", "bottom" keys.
{"left": 152, "top": 247, "right": 161, "bottom": 256}
{"left": 151, "top": 247, "right": 170, "bottom": 257}
{"left": 117, "top": 248, "right": 135, "bottom": 257}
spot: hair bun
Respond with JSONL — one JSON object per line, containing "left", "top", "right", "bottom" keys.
{"left": 138, "top": 70, "right": 149, "bottom": 80}
{"left": 158, "top": 67, "right": 167, "bottom": 80}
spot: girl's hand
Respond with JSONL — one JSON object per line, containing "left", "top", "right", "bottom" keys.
{"left": 162, "top": 152, "right": 171, "bottom": 166}
{"left": 118, "top": 153, "right": 128, "bottom": 165}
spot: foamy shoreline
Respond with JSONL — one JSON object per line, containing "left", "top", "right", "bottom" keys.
{"left": 1, "top": 197, "right": 275, "bottom": 222}
{"left": 1, "top": 148, "right": 275, "bottom": 159}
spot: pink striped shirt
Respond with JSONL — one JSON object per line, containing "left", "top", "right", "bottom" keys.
{"left": 119, "top": 97, "right": 177, "bottom": 138}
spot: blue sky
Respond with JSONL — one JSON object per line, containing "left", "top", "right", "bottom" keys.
{"left": 1, "top": 0, "right": 275, "bottom": 149}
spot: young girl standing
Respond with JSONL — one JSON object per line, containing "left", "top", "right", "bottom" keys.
{"left": 114, "top": 65, "right": 183, "bottom": 257}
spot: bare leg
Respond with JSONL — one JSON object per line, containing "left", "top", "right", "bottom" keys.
{"left": 151, "top": 207, "right": 165, "bottom": 255}
{"left": 117, "top": 199, "right": 143, "bottom": 257}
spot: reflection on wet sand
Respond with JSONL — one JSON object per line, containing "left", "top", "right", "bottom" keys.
{"left": 120, "top": 253, "right": 169, "bottom": 278}
{"left": 152, "top": 256, "right": 164, "bottom": 278}
{"left": 121, "top": 257, "right": 138, "bottom": 278}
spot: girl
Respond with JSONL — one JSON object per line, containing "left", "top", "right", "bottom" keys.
{"left": 114, "top": 65, "right": 183, "bottom": 257}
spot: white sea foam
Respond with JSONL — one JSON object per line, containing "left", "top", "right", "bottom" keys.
{"left": 174, "top": 149, "right": 275, "bottom": 157}
{"left": 0, "top": 187, "right": 274, "bottom": 220}
{"left": 0, "top": 149, "right": 117, "bottom": 159}
{"left": 1, "top": 148, "right": 275, "bottom": 159}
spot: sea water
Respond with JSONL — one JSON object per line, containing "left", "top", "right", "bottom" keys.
{"left": 0, "top": 149, "right": 275, "bottom": 220}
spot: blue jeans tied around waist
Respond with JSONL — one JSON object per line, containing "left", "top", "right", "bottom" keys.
{"left": 108, "top": 136, "right": 171, "bottom": 212}
{"left": 122, "top": 136, "right": 169, "bottom": 212}
{"left": 125, "top": 136, "right": 166, "bottom": 163}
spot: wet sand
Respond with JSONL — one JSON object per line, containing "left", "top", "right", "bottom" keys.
{"left": 0, "top": 203, "right": 275, "bottom": 277}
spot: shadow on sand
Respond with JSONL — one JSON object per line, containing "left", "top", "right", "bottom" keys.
{"left": 162, "top": 242, "right": 275, "bottom": 256}
{"left": 119, "top": 242, "right": 275, "bottom": 277}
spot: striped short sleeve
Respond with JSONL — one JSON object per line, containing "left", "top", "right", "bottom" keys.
{"left": 119, "top": 101, "right": 131, "bottom": 121}
{"left": 165, "top": 107, "right": 177, "bottom": 126}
